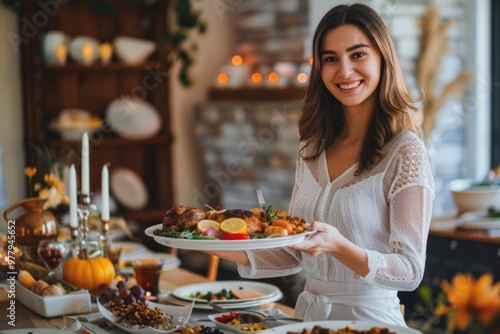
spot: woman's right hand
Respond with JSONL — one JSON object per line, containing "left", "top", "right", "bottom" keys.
{"left": 202, "top": 250, "right": 250, "bottom": 266}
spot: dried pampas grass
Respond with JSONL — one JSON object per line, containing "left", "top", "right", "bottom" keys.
{"left": 416, "top": 1, "right": 473, "bottom": 142}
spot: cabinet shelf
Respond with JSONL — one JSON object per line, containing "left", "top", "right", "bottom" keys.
{"left": 51, "top": 134, "right": 173, "bottom": 147}
{"left": 20, "top": 0, "right": 174, "bottom": 229}
{"left": 45, "top": 61, "right": 163, "bottom": 72}
{"left": 209, "top": 87, "right": 306, "bottom": 101}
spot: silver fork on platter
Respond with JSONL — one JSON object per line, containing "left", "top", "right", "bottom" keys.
{"left": 256, "top": 188, "right": 267, "bottom": 211}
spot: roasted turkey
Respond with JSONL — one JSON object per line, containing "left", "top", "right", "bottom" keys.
{"left": 161, "top": 205, "right": 263, "bottom": 233}
{"left": 207, "top": 209, "right": 263, "bottom": 234}
{"left": 162, "top": 205, "right": 207, "bottom": 231}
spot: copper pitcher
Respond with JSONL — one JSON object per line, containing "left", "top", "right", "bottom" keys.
{"left": 3, "top": 198, "right": 59, "bottom": 247}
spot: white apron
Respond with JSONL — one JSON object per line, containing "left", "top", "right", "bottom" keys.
{"left": 295, "top": 278, "right": 407, "bottom": 327}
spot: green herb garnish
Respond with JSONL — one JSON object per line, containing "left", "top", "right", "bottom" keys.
{"left": 159, "top": 228, "right": 200, "bottom": 239}
{"left": 263, "top": 204, "right": 283, "bottom": 222}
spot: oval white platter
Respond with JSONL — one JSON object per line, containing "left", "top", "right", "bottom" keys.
{"left": 145, "top": 224, "right": 316, "bottom": 251}
{"left": 259, "top": 320, "right": 422, "bottom": 333}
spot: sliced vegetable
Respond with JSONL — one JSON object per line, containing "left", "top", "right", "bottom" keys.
{"left": 193, "top": 235, "right": 218, "bottom": 240}
{"left": 201, "top": 227, "right": 224, "bottom": 238}
{"left": 220, "top": 233, "right": 250, "bottom": 240}
{"left": 264, "top": 225, "right": 288, "bottom": 236}
{"left": 272, "top": 219, "right": 293, "bottom": 234}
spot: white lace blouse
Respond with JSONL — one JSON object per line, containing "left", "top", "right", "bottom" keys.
{"left": 238, "top": 131, "right": 435, "bottom": 291}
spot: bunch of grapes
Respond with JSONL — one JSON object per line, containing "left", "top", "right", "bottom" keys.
{"left": 96, "top": 281, "right": 146, "bottom": 306}
{"left": 38, "top": 246, "right": 65, "bottom": 269}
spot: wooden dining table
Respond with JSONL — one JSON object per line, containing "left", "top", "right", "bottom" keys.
{"left": 0, "top": 267, "right": 294, "bottom": 331}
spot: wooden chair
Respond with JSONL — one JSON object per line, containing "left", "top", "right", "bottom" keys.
{"left": 206, "top": 255, "right": 220, "bottom": 281}
{"left": 169, "top": 248, "right": 219, "bottom": 281}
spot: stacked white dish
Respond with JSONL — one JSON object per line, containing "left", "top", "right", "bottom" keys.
{"left": 165, "top": 281, "right": 283, "bottom": 310}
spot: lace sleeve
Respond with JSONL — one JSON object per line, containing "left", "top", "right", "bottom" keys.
{"left": 361, "top": 136, "right": 435, "bottom": 290}
{"left": 237, "top": 248, "right": 302, "bottom": 278}
{"left": 237, "top": 157, "right": 304, "bottom": 279}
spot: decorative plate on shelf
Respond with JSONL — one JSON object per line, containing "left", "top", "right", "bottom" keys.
{"left": 145, "top": 224, "right": 316, "bottom": 251}
{"left": 110, "top": 168, "right": 148, "bottom": 210}
{"left": 105, "top": 96, "right": 162, "bottom": 139}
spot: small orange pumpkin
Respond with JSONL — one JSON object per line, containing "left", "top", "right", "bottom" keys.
{"left": 62, "top": 257, "right": 115, "bottom": 291}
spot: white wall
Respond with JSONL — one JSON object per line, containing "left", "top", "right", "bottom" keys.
{"left": 170, "top": 1, "right": 236, "bottom": 205}
{"left": 0, "top": 6, "right": 25, "bottom": 216}
{"left": 0, "top": 2, "right": 236, "bottom": 216}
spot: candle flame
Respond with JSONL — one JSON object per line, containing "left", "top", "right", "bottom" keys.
{"left": 217, "top": 73, "right": 229, "bottom": 84}
{"left": 297, "top": 73, "right": 309, "bottom": 84}
{"left": 231, "top": 55, "right": 243, "bottom": 66}
{"left": 268, "top": 72, "right": 279, "bottom": 83}
{"left": 251, "top": 72, "right": 262, "bottom": 84}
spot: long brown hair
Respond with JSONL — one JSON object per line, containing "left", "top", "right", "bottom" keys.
{"left": 299, "top": 3, "right": 421, "bottom": 173}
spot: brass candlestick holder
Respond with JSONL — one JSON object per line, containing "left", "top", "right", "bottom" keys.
{"left": 101, "top": 219, "right": 110, "bottom": 258}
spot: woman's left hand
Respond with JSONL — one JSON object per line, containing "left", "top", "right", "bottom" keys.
{"left": 288, "top": 221, "right": 343, "bottom": 256}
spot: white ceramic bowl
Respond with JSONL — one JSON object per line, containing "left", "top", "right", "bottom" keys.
{"left": 49, "top": 108, "right": 102, "bottom": 140}
{"left": 113, "top": 36, "right": 157, "bottom": 64}
{"left": 41, "top": 30, "right": 69, "bottom": 64}
{"left": 68, "top": 35, "right": 100, "bottom": 65}
{"left": 449, "top": 178, "right": 500, "bottom": 214}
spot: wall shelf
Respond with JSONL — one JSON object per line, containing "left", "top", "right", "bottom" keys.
{"left": 19, "top": 0, "right": 173, "bottom": 227}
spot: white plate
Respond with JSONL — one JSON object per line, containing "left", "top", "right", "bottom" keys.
{"left": 165, "top": 294, "right": 283, "bottom": 310}
{"left": 173, "top": 281, "right": 282, "bottom": 304}
{"left": 458, "top": 211, "right": 500, "bottom": 229}
{"left": 0, "top": 330, "right": 75, "bottom": 334}
{"left": 259, "top": 320, "right": 422, "bottom": 333}
{"left": 119, "top": 252, "right": 181, "bottom": 274}
{"left": 146, "top": 224, "right": 316, "bottom": 251}
{"left": 115, "top": 241, "right": 150, "bottom": 260}
{"left": 68, "top": 35, "right": 100, "bottom": 64}
{"left": 106, "top": 96, "right": 162, "bottom": 139}
{"left": 97, "top": 299, "right": 193, "bottom": 334}
{"left": 110, "top": 168, "right": 148, "bottom": 210}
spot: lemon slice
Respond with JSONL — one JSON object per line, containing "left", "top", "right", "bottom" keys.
{"left": 220, "top": 218, "right": 248, "bottom": 234}
{"left": 196, "top": 220, "right": 221, "bottom": 233}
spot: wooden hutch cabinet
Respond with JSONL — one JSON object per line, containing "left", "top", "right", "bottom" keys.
{"left": 19, "top": 0, "right": 173, "bottom": 227}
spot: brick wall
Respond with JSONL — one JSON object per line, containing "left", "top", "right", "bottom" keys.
{"left": 198, "top": 0, "right": 473, "bottom": 214}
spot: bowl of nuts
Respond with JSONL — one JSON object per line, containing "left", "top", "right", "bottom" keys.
{"left": 96, "top": 282, "right": 194, "bottom": 334}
